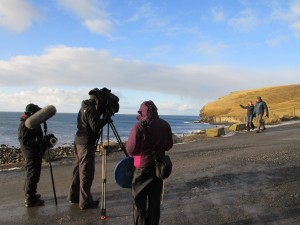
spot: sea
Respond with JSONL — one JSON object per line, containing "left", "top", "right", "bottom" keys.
{"left": 0, "top": 112, "right": 214, "bottom": 147}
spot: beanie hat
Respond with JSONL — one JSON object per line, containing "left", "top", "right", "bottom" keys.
{"left": 25, "top": 104, "right": 41, "bottom": 114}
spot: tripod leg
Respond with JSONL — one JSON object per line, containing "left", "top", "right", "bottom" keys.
{"left": 48, "top": 148, "right": 58, "bottom": 205}
{"left": 100, "top": 125, "right": 108, "bottom": 220}
{"left": 100, "top": 147, "right": 107, "bottom": 219}
{"left": 109, "top": 122, "right": 128, "bottom": 157}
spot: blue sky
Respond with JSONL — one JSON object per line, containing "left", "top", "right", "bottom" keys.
{"left": 0, "top": 0, "right": 300, "bottom": 115}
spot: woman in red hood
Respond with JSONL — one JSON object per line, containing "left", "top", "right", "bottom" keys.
{"left": 127, "top": 101, "right": 173, "bottom": 225}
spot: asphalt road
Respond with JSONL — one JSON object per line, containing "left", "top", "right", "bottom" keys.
{"left": 0, "top": 122, "right": 299, "bottom": 225}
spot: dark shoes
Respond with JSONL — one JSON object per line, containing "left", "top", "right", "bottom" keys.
{"left": 25, "top": 199, "right": 44, "bottom": 208}
{"left": 79, "top": 200, "right": 99, "bottom": 210}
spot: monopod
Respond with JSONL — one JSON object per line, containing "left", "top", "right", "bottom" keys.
{"left": 43, "top": 122, "right": 58, "bottom": 205}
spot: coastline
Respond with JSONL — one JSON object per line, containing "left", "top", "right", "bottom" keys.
{"left": 2, "top": 120, "right": 299, "bottom": 171}
{"left": 0, "top": 133, "right": 207, "bottom": 171}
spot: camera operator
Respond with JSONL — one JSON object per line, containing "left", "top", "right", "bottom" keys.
{"left": 18, "top": 104, "right": 55, "bottom": 207}
{"left": 68, "top": 88, "right": 109, "bottom": 210}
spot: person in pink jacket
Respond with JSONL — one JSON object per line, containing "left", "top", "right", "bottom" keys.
{"left": 127, "top": 101, "right": 173, "bottom": 225}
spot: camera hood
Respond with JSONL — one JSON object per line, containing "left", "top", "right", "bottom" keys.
{"left": 88, "top": 88, "right": 101, "bottom": 96}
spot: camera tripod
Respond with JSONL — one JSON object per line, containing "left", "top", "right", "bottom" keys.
{"left": 96, "top": 118, "right": 128, "bottom": 220}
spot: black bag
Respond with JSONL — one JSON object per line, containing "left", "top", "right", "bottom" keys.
{"left": 142, "top": 121, "right": 172, "bottom": 179}
{"left": 155, "top": 155, "right": 172, "bottom": 179}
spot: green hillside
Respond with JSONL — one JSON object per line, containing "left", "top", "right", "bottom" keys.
{"left": 200, "top": 84, "right": 300, "bottom": 123}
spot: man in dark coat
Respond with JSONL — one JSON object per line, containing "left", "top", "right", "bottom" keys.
{"left": 240, "top": 101, "right": 255, "bottom": 131}
{"left": 68, "top": 89, "right": 108, "bottom": 210}
{"left": 254, "top": 96, "right": 269, "bottom": 133}
{"left": 127, "top": 101, "right": 173, "bottom": 225}
{"left": 18, "top": 104, "right": 45, "bottom": 207}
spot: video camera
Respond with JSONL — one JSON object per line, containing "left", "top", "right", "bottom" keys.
{"left": 89, "top": 87, "right": 119, "bottom": 117}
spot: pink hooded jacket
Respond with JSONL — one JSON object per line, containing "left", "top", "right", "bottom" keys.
{"left": 126, "top": 101, "right": 173, "bottom": 168}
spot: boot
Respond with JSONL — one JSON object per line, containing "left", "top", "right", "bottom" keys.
{"left": 25, "top": 199, "right": 44, "bottom": 208}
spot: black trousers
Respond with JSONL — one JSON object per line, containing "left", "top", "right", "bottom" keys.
{"left": 23, "top": 152, "right": 43, "bottom": 201}
{"left": 132, "top": 167, "right": 163, "bottom": 225}
{"left": 68, "top": 144, "right": 96, "bottom": 208}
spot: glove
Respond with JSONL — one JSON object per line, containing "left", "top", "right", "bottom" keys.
{"left": 45, "top": 134, "right": 58, "bottom": 148}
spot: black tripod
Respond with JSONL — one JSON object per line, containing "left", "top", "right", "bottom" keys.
{"left": 97, "top": 118, "right": 128, "bottom": 220}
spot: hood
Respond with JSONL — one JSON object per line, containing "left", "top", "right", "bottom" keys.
{"left": 136, "top": 101, "right": 159, "bottom": 122}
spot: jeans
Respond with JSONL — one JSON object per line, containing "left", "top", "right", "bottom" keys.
{"left": 246, "top": 115, "right": 254, "bottom": 131}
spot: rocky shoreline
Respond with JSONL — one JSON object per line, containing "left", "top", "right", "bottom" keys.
{"left": 0, "top": 133, "right": 201, "bottom": 169}
{"left": 0, "top": 144, "right": 75, "bottom": 167}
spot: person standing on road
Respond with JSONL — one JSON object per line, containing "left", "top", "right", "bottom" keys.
{"left": 68, "top": 88, "right": 109, "bottom": 210}
{"left": 127, "top": 101, "right": 173, "bottom": 225}
{"left": 254, "top": 96, "right": 269, "bottom": 133}
{"left": 18, "top": 104, "right": 46, "bottom": 208}
{"left": 240, "top": 101, "right": 255, "bottom": 131}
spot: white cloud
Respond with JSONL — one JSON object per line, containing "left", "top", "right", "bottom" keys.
{"left": 195, "top": 42, "right": 230, "bottom": 55}
{"left": 144, "top": 45, "right": 171, "bottom": 59}
{"left": 58, "top": 0, "right": 113, "bottom": 38}
{"left": 0, "top": 87, "right": 88, "bottom": 112}
{"left": 83, "top": 18, "right": 112, "bottom": 36}
{"left": 0, "top": 46, "right": 299, "bottom": 113}
{"left": 127, "top": 2, "right": 168, "bottom": 26}
{"left": 290, "top": 1, "right": 300, "bottom": 18}
{"left": 0, "top": 0, "right": 40, "bottom": 33}
{"left": 212, "top": 8, "right": 225, "bottom": 22}
{"left": 228, "top": 8, "right": 259, "bottom": 32}
{"left": 269, "top": 1, "right": 300, "bottom": 38}
{"left": 266, "top": 35, "right": 289, "bottom": 47}
{"left": 290, "top": 21, "right": 300, "bottom": 30}
{"left": 126, "top": 2, "right": 198, "bottom": 36}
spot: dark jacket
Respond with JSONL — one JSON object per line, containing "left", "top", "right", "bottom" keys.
{"left": 240, "top": 104, "right": 254, "bottom": 116}
{"left": 254, "top": 100, "right": 269, "bottom": 116}
{"left": 18, "top": 113, "right": 44, "bottom": 158}
{"left": 126, "top": 101, "right": 173, "bottom": 168}
{"left": 75, "top": 99, "right": 106, "bottom": 145}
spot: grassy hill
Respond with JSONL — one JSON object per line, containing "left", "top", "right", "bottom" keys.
{"left": 200, "top": 84, "right": 300, "bottom": 123}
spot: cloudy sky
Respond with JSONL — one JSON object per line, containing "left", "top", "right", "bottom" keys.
{"left": 0, "top": 0, "right": 300, "bottom": 115}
